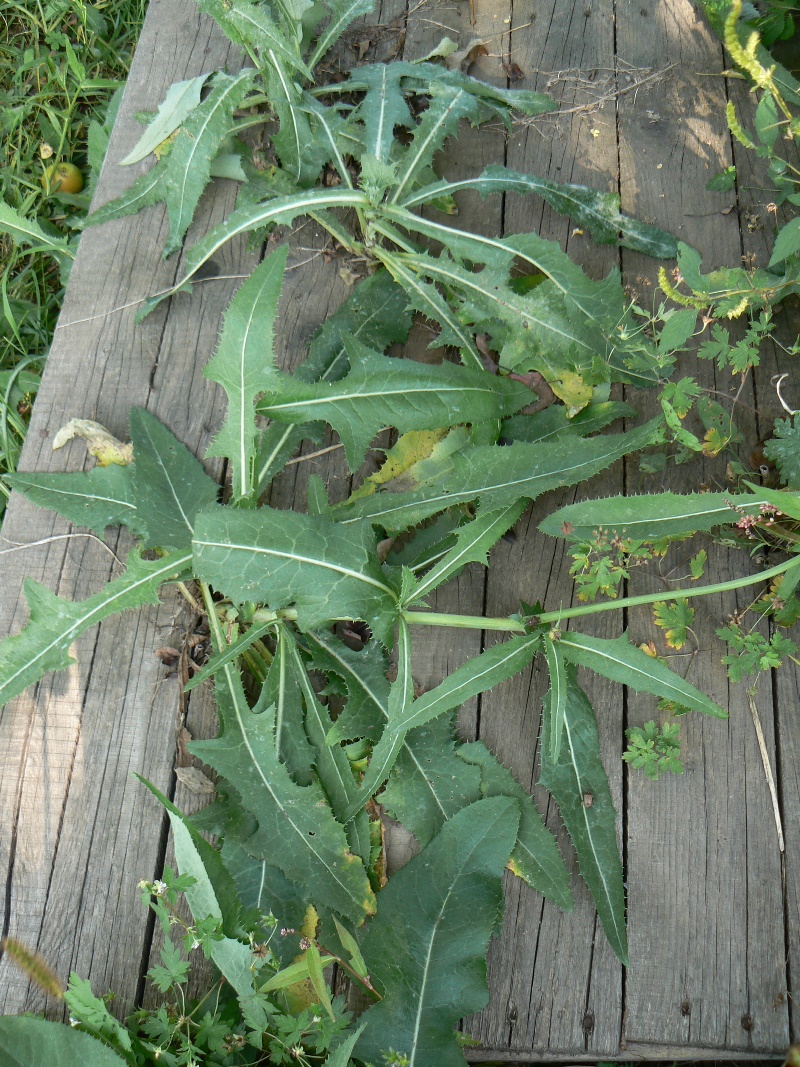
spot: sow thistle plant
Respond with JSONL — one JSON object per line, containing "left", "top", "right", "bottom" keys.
{"left": 4, "top": 0, "right": 800, "bottom": 1063}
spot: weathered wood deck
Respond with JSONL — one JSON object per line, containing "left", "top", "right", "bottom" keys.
{"left": 1, "top": 0, "right": 799, "bottom": 1058}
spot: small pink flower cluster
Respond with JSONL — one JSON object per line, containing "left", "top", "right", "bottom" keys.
{"left": 735, "top": 503, "right": 781, "bottom": 537}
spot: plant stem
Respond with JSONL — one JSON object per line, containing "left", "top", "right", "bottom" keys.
{"left": 403, "top": 554, "right": 800, "bottom": 632}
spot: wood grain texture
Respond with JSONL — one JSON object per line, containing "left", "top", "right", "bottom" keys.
{"left": 617, "top": 0, "right": 789, "bottom": 1053}
{"left": 461, "top": 0, "right": 626, "bottom": 1055}
{"left": 0, "top": 0, "right": 255, "bottom": 1017}
{"left": 0, "top": 0, "right": 796, "bottom": 1056}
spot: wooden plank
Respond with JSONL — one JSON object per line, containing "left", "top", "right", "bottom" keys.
{"left": 464, "top": 0, "right": 626, "bottom": 1056}
{"left": 617, "top": 0, "right": 789, "bottom": 1053}
{"left": 0, "top": 0, "right": 257, "bottom": 1016}
{"left": 727, "top": 69, "right": 800, "bottom": 1046}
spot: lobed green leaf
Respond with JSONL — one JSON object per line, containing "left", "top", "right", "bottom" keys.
{"left": 539, "top": 669, "right": 628, "bottom": 964}
{"left": 356, "top": 797, "right": 520, "bottom": 1067}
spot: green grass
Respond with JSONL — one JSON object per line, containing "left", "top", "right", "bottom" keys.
{"left": 0, "top": 0, "right": 148, "bottom": 516}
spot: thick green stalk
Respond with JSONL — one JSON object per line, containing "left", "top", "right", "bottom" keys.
{"left": 404, "top": 554, "right": 800, "bottom": 632}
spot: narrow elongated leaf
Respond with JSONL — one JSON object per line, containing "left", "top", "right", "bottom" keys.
{"left": 400, "top": 165, "right": 679, "bottom": 258}
{"left": 380, "top": 712, "right": 482, "bottom": 846}
{"left": 198, "top": 789, "right": 309, "bottom": 962}
{"left": 539, "top": 491, "right": 762, "bottom": 541}
{"left": 7, "top": 464, "right": 141, "bottom": 538}
{"left": 120, "top": 73, "right": 208, "bottom": 165}
{"left": 256, "top": 340, "right": 531, "bottom": 469}
{"left": 557, "top": 631, "right": 728, "bottom": 718}
{"left": 184, "top": 619, "right": 275, "bottom": 692}
{"left": 205, "top": 246, "right": 289, "bottom": 499}
{"left": 197, "top": 0, "right": 311, "bottom": 77}
{"left": 192, "top": 506, "right": 399, "bottom": 643}
{"left": 392, "top": 248, "right": 603, "bottom": 378}
{"left": 257, "top": 625, "right": 315, "bottom": 783}
{"left": 544, "top": 636, "right": 569, "bottom": 762}
{"left": 393, "top": 632, "right": 541, "bottom": 734}
{"left": 539, "top": 669, "right": 627, "bottom": 964}
{"left": 333, "top": 419, "right": 659, "bottom": 532}
{"left": 255, "top": 269, "right": 413, "bottom": 491}
{"left": 265, "top": 65, "right": 327, "bottom": 186}
{"left": 457, "top": 741, "right": 573, "bottom": 911}
{"left": 383, "top": 205, "right": 623, "bottom": 339}
{"left": 410, "top": 501, "right": 525, "bottom": 602}
{"left": 356, "top": 797, "right": 520, "bottom": 1067}
{"left": 171, "top": 187, "right": 369, "bottom": 301}
{"left": 340, "top": 632, "right": 541, "bottom": 821}
{"left": 138, "top": 778, "right": 248, "bottom": 938}
{"left": 374, "top": 247, "right": 482, "bottom": 368}
{"left": 130, "top": 408, "right": 220, "bottom": 550}
{"left": 304, "top": 628, "right": 390, "bottom": 743}
{"left": 0, "top": 550, "right": 191, "bottom": 710}
{"left": 0, "top": 1018, "right": 128, "bottom": 1067}
{"left": 306, "top": 632, "right": 485, "bottom": 843}
{"left": 502, "top": 401, "right": 637, "bottom": 444}
{"left": 286, "top": 629, "right": 361, "bottom": 823}
{"left": 323, "top": 1025, "right": 366, "bottom": 1067}
{"left": 410, "top": 62, "right": 556, "bottom": 117}
{"left": 189, "top": 647, "right": 376, "bottom": 923}
{"left": 390, "top": 85, "right": 480, "bottom": 203}
{"left": 0, "top": 200, "right": 72, "bottom": 260}
{"left": 86, "top": 70, "right": 256, "bottom": 256}
{"left": 308, "top": 0, "right": 375, "bottom": 68}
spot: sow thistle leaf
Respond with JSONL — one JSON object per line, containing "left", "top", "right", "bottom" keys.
{"left": 196, "top": 0, "right": 311, "bottom": 77}
{"left": 390, "top": 248, "right": 603, "bottom": 382}
{"left": 304, "top": 630, "right": 491, "bottom": 841}
{"left": 356, "top": 796, "right": 520, "bottom": 1067}
{"left": 130, "top": 408, "right": 220, "bottom": 550}
{"left": 334, "top": 419, "right": 660, "bottom": 532}
{"left": 120, "top": 73, "right": 209, "bottom": 166}
{"left": 544, "top": 636, "right": 569, "bottom": 762}
{"left": 189, "top": 664, "right": 376, "bottom": 924}
{"left": 192, "top": 506, "right": 399, "bottom": 643}
{"left": 303, "top": 628, "right": 390, "bottom": 743}
{"left": 374, "top": 248, "right": 482, "bottom": 368}
{"left": 400, "top": 165, "right": 679, "bottom": 258}
{"left": 539, "top": 668, "right": 627, "bottom": 965}
{"left": 256, "top": 340, "right": 532, "bottom": 469}
{"left": 538, "top": 491, "right": 762, "bottom": 541}
{"left": 0, "top": 550, "right": 192, "bottom": 710}
{"left": 457, "top": 740, "right": 573, "bottom": 912}
{"left": 0, "top": 200, "right": 73, "bottom": 262}
{"left": 7, "top": 464, "right": 141, "bottom": 539}
{"left": 257, "top": 625, "right": 316, "bottom": 784}
{"left": 265, "top": 66, "right": 328, "bottom": 187}
{"left": 380, "top": 712, "right": 482, "bottom": 847}
{"left": 409, "top": 62, "right": 556, "bottom": 118}
{"left": 205, "top": 246, "right": 288, "bottom": 499}
{"left": 85, "top": 69, "right": 256, "bottom": 257}
{"left": 0, "top": 1017, "right": 129, "bottom": 1067}
{"left": 556, "top": 631, "right": 728, "bottom": 718}
{"left": 351, "top": 64, "right": 414, "bottom": 163}
{"left": 383, "top": 206, "right": 624, "bottom": 339}
{"left": 341, "top": 632, "right": 542, "bottom": 821}
{"left": 172, "top": 187, "right": 369, "bottom": 301}
{"left": 307, "top": 0, "right": 376, "bottom": 69}
{"left": 255, "top": 268, "right": 412, "bottom": 492}
{"left": 137, "top": 778, "right": 248, "bottom": 939}
{"left": 389, "top": 85, "right": 481, "bottom": 204}
{"left": 410, "top": 501, "right": 526, "bottom": 603}
{"left": 285, "top": 629, "right": 363, "bottom": 827}
{"left": 502, "top": 400, "right": 637, "bottom": 445}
